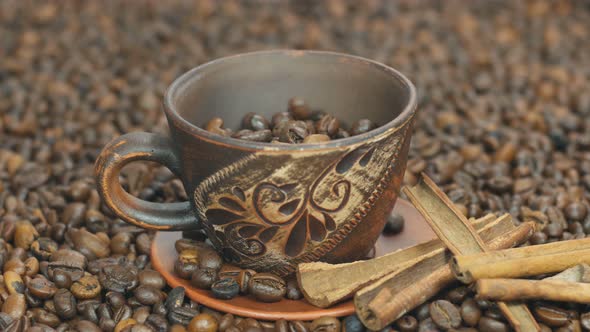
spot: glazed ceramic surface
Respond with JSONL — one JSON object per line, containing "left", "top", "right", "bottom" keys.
{"left": 96, "top": 50, "right": 417, "bottom": 275}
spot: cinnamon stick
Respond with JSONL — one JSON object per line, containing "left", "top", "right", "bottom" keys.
{"left": 451, "top": 237, "right": 590, "bottom": 283}
{"left": 354, "top": 221, "right": 535, "bottom": 331}
{"left": 401, "top": 174, "right": 539, "bottom": 332}
{"left": 475, "top": 279, "right": 590, "bottom": 303}
{"left": 297, "top": 213, "right": 508, "bottom": 307}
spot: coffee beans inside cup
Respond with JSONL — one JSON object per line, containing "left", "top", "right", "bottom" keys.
{"left": 204, "top": 97, "right": 378, "bottom": 143}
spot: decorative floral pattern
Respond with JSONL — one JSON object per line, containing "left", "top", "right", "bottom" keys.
{"left": 193, "top": 122, "right": 411, "bottom": 275}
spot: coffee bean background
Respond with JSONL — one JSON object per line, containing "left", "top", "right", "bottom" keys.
{"left": 1, "top": 0, "right": 589, "bottom": 331}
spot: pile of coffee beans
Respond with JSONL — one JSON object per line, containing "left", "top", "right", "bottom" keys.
{"left": 173, "top": 238, "right": 299, "bottom": 303}
{"left": 204, "top": 98, "right": 377, "bottom": 143}
{"left": 1, "top": 0, "right": 590, "bottom": 331}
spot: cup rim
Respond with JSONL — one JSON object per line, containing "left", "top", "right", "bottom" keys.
{"left": 163, "top": 50, "right": 417, "bottom": 151}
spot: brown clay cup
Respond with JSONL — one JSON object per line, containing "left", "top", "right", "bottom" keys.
{"left": 95, "top": 50, "right": 417, "bottom": 276}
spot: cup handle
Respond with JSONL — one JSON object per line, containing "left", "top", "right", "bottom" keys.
{"left": 95, "top": 132, "right": 196, "bottom": 230}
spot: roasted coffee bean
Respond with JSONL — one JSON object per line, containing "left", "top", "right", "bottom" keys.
{"left": 191, "top": 268, "right": 218, "bottom": 289}
{"left": 484, "top": 307, "right": 504, "bottom": 321}
{"left": 446, "top": 287, "right": 469, "bottom": 304}
{"left": 305, "top": 120, "right": 317, "bottom": 135}
{"left": 75, "top": 320, "right": 103, "bottom": 332}
{"left": 152, "top": 301, "right": 167, "bottom": 316}
{"left": 62, "top": 203, "right": 87, "bottom": 227}
{"left": 30, "top": 308, "right": 60, "bottom": 328}
{"left": 14, "top": 221, "right": 39, "bottom": 250}
{"left": 237, "top": 269, "right": 255, "bottom": 294}
{"left": 460, "top": 298, "right": 481, "bottom": 327}
{"left": 165, "top": 287, "right": 185, "bottom": 310}
{"left": 350, "top": 119, "right": 377, "bottom": 136}
{"left": 78, "top": 300, "right": 100, "bottom": 323}
{"left": 52, "top": 270, "right": 72, "bottom": 289}
{"left": 477, "top": 317, "right": 508, "bottom": 332}
{"left": 530, "top": 231, "right": 548, "bottom": 245}
{"left": 248, "top": 273, "right": 287, "bottom": 303}
{"left": 4, "top": 271, "right": 25, "bottom": 294}
{"left": 0, "top": 312, "right": 13, "bottom": 329}
{"left": 25, "top": 287, "right": 44, "bottom": 307}
{"left": 289, "top": 320, "right": 308, "bottom": 332}
{"left": 211, "top": 278, "right": 239, "bottom": 300}
{"left": 68, "top": 228, "right": 110, "bottom": 259}
{"left": 232, "top": 129, "right": 273, "bottom": 142}
{"left": 534, "top": 305, "right": 574, "bottom": 327}
{"left": 9, "top": 248, "right": 28, "bottom": 263}
{"left": 170, "top": 325, "right": 188, "bottom": 332}
{"left": 383, "top": 212, "right": 404, "bottom": 235}
{"left": 71, "top": 275, "right": 101, "bottom": 299}
{"left": 415, "top": 303, "right": 431, "bottom": 321}
{"left": 288, "top": 97, "right": 312, "bottom": 120}
{"left": 396, "top": 315, "right": 418, "bottom": 332}
{"left": 545, "top": 222, "right": 564, "bottom": 238}
{"left": 2, "top": 294, "right": 26, "bottom": 320}
{"left": 286, "top": 278, "right": 302, "bottom": 300}
{"left": 303, "top": 134, "right": 331, "bottom": 144}
{"left": 111, "top": 232, "right": 133, "bottom": 255}
{"left": 30, "top": 238, "right": 58, "bottom": 261}
{"left": 99, "top": 262, "right": 139, "bottom": 293}
{"left": 100, "top": 318, "right": 117, "bottom": 332}
{"left": 218, "top": 313, "right": 234, "bottom": 332}
{"left": 272, "top": 112, "right": 294, "bottom": 130}
{"left": 429, "top": 300, "right": 461, "bottom": 329}
{"left": 86, "top": 215, "right": 111, "bottom": 239}
{"left": 335, "top": 129, "right": 351, "bottom": 139}
{"left": 54, "top": 288, "right": 77, "bottom": 319}
{"left": 134, "top": 285, "right": 164, "bottom": 305}
{"left": 315, "top": 115, "right": 340, "bottom": 136}
{"left": 311, "top": 316, "right": 341, "bottom": 332}
{"left": 218, "top": 265, "right": 242, "bottom": 280}
{"left": 105, "top": 291, "right": 126, "bottom": 310}
{"left": 555, "top": 320, "right": 582, "bottom": 332}
{"left": 175, "top": 254, "right": 199, "bottom": 279}
{"left": 168, "top": 306, "right": 199, "bottom": 326}
{"left": 174, "top": 239, "right": 210, "bottom": 254}
{"left": 205, "top": 118, "right": 230, "bottom": 137}
{"left": 242, "top": 113, "right": 270, "bottom": 131}
{"left": 198, "top": 250, "right": 223, "bottom": 271}
{"left": 276, "top": 319, "right": 290, "bottom": 332}
{"left": 0, "top": 221, "right": 16, "bottom": 243}
{"left": 279, "top": 121, "right": 309, "bottom": 144}
{"left": 114, "top": 305, "right": 134, "bottom": 324}
{"left": 342, "top": 315, "right": 365, "bottom": 332}
{"left": 188, "top": 313, "right": 218, "bottom": 332}
{"left": 138, "top": 270, "right": 165, "bottom": 290}
{"left": 24, "top": 257, "right": 39, "bottom": 277}
{"left": 115, "top": 318, "right": 138, "bottom": 332}
{"left": 565, "top": 202, "right": 587, "bottom": 221}
{"left": 133, "top": 306, "right": 151, "bottom": 324}
{"left": 3, "top": 258, "right": 26, "bottom": 275}
{"left": 27, "top": 276, "right": 57, "bottom": 299}
{"left": 417, "top": 318, "right": 440, "bottom": 332}
{"left": 145, "top": 314, "right": 168, "bottom": 332}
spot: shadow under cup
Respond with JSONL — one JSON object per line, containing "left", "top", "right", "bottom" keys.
{"left": 98, "top": 50, "right": 417, "bottom": 276}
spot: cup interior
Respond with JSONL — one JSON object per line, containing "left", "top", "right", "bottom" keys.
{"left": 167, "top": 51, "right": 415, "bottom": 143}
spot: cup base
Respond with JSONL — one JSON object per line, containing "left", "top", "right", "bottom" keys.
{"left": 150, "top": 199, "right": 434, "bottom": 321}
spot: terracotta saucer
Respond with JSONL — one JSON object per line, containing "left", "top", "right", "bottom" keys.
{"left": 151, "top": 199, "right": 434, "bottom": 321}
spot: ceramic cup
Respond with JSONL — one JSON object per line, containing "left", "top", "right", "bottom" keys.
{"left": 95, "top": 50, "right": 417, "bottom": 276}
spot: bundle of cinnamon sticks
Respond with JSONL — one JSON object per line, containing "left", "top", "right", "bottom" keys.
{"left": 297, "top": 174, "right": 590, "bottom": 331}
